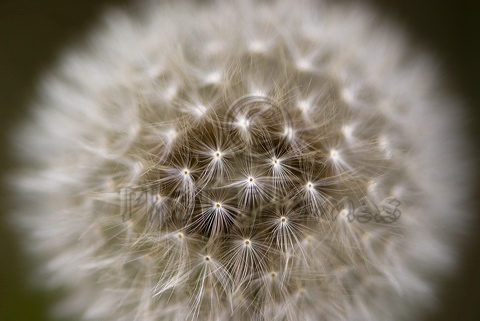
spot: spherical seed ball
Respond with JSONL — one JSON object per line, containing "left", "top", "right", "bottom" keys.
{"left": 11, "top": 0, "right": 470, "bottom": 320}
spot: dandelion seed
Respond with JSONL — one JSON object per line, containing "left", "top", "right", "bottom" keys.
{"left": 283, "top": 126, "right": 294, "bottom": 140}
{"left": 237, "top": 117, "right": 250, "bottom": 129}
{"left": 248, "top": 40, "right": 267, "bottom": 53}
{"left": 378, "top": 135, "right": 392, "bottom": 159}
{"left": 367, "top": 180, "right": 377, "bottom": 193}
{"left": 297, "top": 100, "right": 310, "bottom": 112}
{"left": 296, "top": 58, "right": 312, "bottom": 71}
{"left": 167, "top": 129, "right": 177, "bottom": 141}
{"left": 330, "top": 150, "right": 339, "bottom": 161}
{"left": 164, "top": 84, "right": 178, "bottom": 101}
{"left": 204, "top": 71, "right": 222, "bottom": 85}
{"left": 195, "top": 105, "right": 208, "bottom": 116}
{"left": 133, "top": 162, "right": 143, "bottom": 173}
{"left": 153, "top": 193, "right": 163, "bottom": 203}
{"left": 342, "top": 125, "right": 353, "bottom": 139}
{"left": 205, "top": 41, "right": 224, "bottom": 56}
{"left": 341, "top": 88, "right": 355, "bottom": 104}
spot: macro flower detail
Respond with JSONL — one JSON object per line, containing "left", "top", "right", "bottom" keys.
{"left": 12, "top": 0, "right": 470, "bottom": 320}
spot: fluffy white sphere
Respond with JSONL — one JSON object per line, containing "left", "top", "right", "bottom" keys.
{"left": 12, "top": 0, "right": 470, "bottom": 320}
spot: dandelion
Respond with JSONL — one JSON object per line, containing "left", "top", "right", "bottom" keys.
{"left": 11, "top": 0, "right": 470, "bottom": 320}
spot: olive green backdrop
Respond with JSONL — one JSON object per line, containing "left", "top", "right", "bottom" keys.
{"left": 0, "top": 0, "right": 478, "bottom": 320}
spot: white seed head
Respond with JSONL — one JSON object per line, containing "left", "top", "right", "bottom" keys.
{"left": 10, "top": 0, "right": 471, "bottom": 320}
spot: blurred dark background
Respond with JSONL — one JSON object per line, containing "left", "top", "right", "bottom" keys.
{"left": 0, "top": 0, "right": 478, "bottom": 320}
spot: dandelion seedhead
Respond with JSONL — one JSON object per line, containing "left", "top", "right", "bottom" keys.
{"left": 12, "top": 0, "right": 470, "bottom": 320}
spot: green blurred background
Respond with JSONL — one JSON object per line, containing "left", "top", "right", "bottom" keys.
{"left": 0, "top": 0, "right": 478, "bottom": 320}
